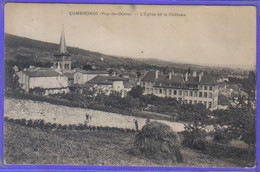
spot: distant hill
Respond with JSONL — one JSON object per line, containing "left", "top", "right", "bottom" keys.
{"left": 4, "top": 33, "right": 251, "bottom": 74}
{"left": 4, "top": 33, "right": 151, "bottom": 70}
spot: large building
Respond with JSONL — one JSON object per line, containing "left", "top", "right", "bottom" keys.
{"left": 141, "top": 70, "right": 219, "bottom": 110}
{"left": 17, "top": 28, "right": 73, "bottom": 94}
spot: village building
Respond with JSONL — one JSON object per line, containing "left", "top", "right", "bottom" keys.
{"left": 218, "top": 94, "right": 231, "bottom": 110}
{"left": 141, "top": 70, "right": 219, "bottom": 110}
{"left": 78, "top": 75, "right": 130, "bottom": 97}
{"left": 17, "top": 67, "right": 69, "bottom": 94}
{"left": 74, "top": 70, "right": 109, "bottom": 85}
{"left": 17, "top": 28, "right": 73, "bottom": 94}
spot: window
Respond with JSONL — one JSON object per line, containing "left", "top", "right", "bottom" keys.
{"left": 189, "top": 91, "right": 193, "bottom": 97}
{"left": 179, "top": 90, "right": 182, "bottom": 96}
{"left": 209, "top": 93, "right": 212, "bottom": 98}
{"left": 189, "top": 100, "right": 192, "bottom": 104}
{"left": 143, "top": 82, "right": 145, "bottom": 86}
{"left": 208, "top": 102, "right": 212, "bottom": 109}
{"left": 194, "top": 91, "right": 198, "bottom": 97}
{"left": 174, "top": 90, "right": 177, "bottom": 95}
{"left": 199, "top": 92, "right": 202, "bottom": 97}
{"left": 204, "top": 101, "right": 207, "bottom": 106}
{"left": 150, "top": 88, "right": 153, "bottom": 93}
{"left": 209, "top": 86, "right": 213, "bottom": 91}
{"left": 159, "top": 89, "right": 162, "bottom": 94}
{"left": 199, "top": 101, "right": 202, "bottom": 104}
{"left": 184, "top": 100, "right": 188, "bottom": 104}
{"left": 198, "top": 85, "right": 203, "bottom": 90}
{"left": 169, "top": 90, "right": 172, "bottom": 95}
{"left": 204, "top": 92, "right": 208, "bottom": 98}
{"left": 155, "top": 88, "right": 158, "bottom": 94}
{"left": 194, "top": 100, "right": 197, "bottom": 104}
{"left": 204, "top": 86, "right": 207, "bottom": 90}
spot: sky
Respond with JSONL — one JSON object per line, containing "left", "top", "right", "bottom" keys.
{"left": 5, "top": 3, "right": 257, "bottom": 69}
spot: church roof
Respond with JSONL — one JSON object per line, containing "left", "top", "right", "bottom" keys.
{"left": 63, "top": 72, "right": 75, "bottom": 80}
{"left": 24, "top": 70, "right": 61, "bottom": 77}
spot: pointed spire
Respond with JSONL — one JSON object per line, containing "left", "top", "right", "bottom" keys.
{"left": 57, "top": 25, "right": 69, "bottom": 54}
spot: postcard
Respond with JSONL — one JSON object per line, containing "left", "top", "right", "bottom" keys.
{"left": 3, "top": 3, "right": 257, "bottom": 168}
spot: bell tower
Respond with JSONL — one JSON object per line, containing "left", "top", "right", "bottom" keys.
{"left": 53, "top": 26, "right": 71, "bottom": 70}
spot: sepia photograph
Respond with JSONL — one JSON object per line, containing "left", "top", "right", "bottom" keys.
{"left": 3, "top": 3, "right": 257, "bottom": 168}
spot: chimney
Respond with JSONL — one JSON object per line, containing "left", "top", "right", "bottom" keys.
{"left": 155, "top": 70, "right": 159, "bottom": 79}
{"left": 199, "top": 72, "right": 204, "bottom": 82}
{"left": 193, "top": 71, "right": 197, "bottom": 77}
{"left": 169, "top": 72, "right": 172, "bottom": 80}
{"left": 185, "top": 72, "right": 188, "bottom": 81}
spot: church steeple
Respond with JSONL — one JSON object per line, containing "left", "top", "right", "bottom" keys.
{"left": 57, "top": 26, "right": 69, "bottom": 55}
{"left": 53, "top": 26, "right": 71, "bottom": 71}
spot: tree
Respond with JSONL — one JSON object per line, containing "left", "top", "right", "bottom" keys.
{"left": 213, "top": 104, "right": 256, "bottom": 152}
{"left": 128, "top": 85, "right": 144, "bottom": 98}
{"left": 4, "top": 62, "right": 21, "bottom": 92}
{"left": 243, "top": 71, "right": 256, "bottom": 100}
{"left": 136, "top": 71, "right": 141, "bottom": 78}
{"left": 181, "top": 104, "right": 211, "bottom": 150}
{"left": 83, "top": 64, "right": 92, "bottom": 71}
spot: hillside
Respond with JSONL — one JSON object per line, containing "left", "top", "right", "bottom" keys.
{"left": 4, "top": 33, "right": 251, "bottom": 74}
{"left": 4, "top": 33, "right": 150, "bottom": 70}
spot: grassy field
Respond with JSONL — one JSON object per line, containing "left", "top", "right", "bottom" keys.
{"left": 4, "top": 121, "right": 254, "bottom": 167}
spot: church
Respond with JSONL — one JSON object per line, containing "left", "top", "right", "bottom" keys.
{"left": 17, "top": 28, "right": 103, "bottom": 95}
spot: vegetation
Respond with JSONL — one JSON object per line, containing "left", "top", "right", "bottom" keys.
{"left": 133, "top": 121, "right": 183, "bottom": 163}
{"left": 4, "top": 121, "right": 255, "bottom": 167}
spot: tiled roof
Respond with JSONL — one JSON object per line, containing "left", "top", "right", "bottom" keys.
{"left": 77, "top": 70, "right": 108, "bottom": 74}
{"left": 24, "top": 70, "right": 60, "bottom": 77}
{"left": 141, "top": 71, "right": 156, "bottom": 82}
{"left": 200, "top": 73, "right": 217, "bottom": 85}
{"left": 186, "top": 76, "right": 199, "bottom": 85}
{"left": 141, "top": 70, "right": 217, "bottom": 86}
{"left": 87, "top": 76, "right": 127, "bottom": 85}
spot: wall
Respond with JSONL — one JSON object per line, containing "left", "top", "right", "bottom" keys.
{"left": 29, "top": 75, "right": 68, "bottom": 89}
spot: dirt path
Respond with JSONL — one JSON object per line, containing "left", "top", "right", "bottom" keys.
{"left": 4, "top": 97, "right": 185, "bottom": 132}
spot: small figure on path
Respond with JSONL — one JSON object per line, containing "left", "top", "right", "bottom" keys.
{"left": 135, "top": 120, "right": 139, "bottom": 131}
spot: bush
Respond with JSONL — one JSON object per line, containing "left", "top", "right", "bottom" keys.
{"left": 45, "top": 122, "right": 52, "bottom": 129}
{"left": 51, "top": 123, "right": 57, "bottom": 129}
{"left": 61, "top": 125, "right": 67, "bottom": 130}
{"left": 133, "top": 121, "right": 183, "bottom": 163}
{"left": 27, "top": 119, "right": 33, "bottom": 127}
{"left": 181, "top": 130, "right": 206, "bottom": 151}
{"left": 20, "top": 118, "right": 27, "bottom": 126}
{"left": 212, "top": 128, "right": 232, "bottom": 144}
{"left": 57, "top": 124, "right": 63, "bottom": 129}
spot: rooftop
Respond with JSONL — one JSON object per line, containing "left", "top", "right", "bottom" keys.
{"left": 218, "top": 94, "right": 231, "bottom": 106}
{"left": 87, "top": 76, "right": 127, "bottom": 85}
{"left": 141, "top": 70, "right": 217, "bottom": 86}
{"left": 24, "top": 70, "right": 61, "bottom": 77}
{"left": 77, "top": 70, "right": 108, "bottom": 75}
